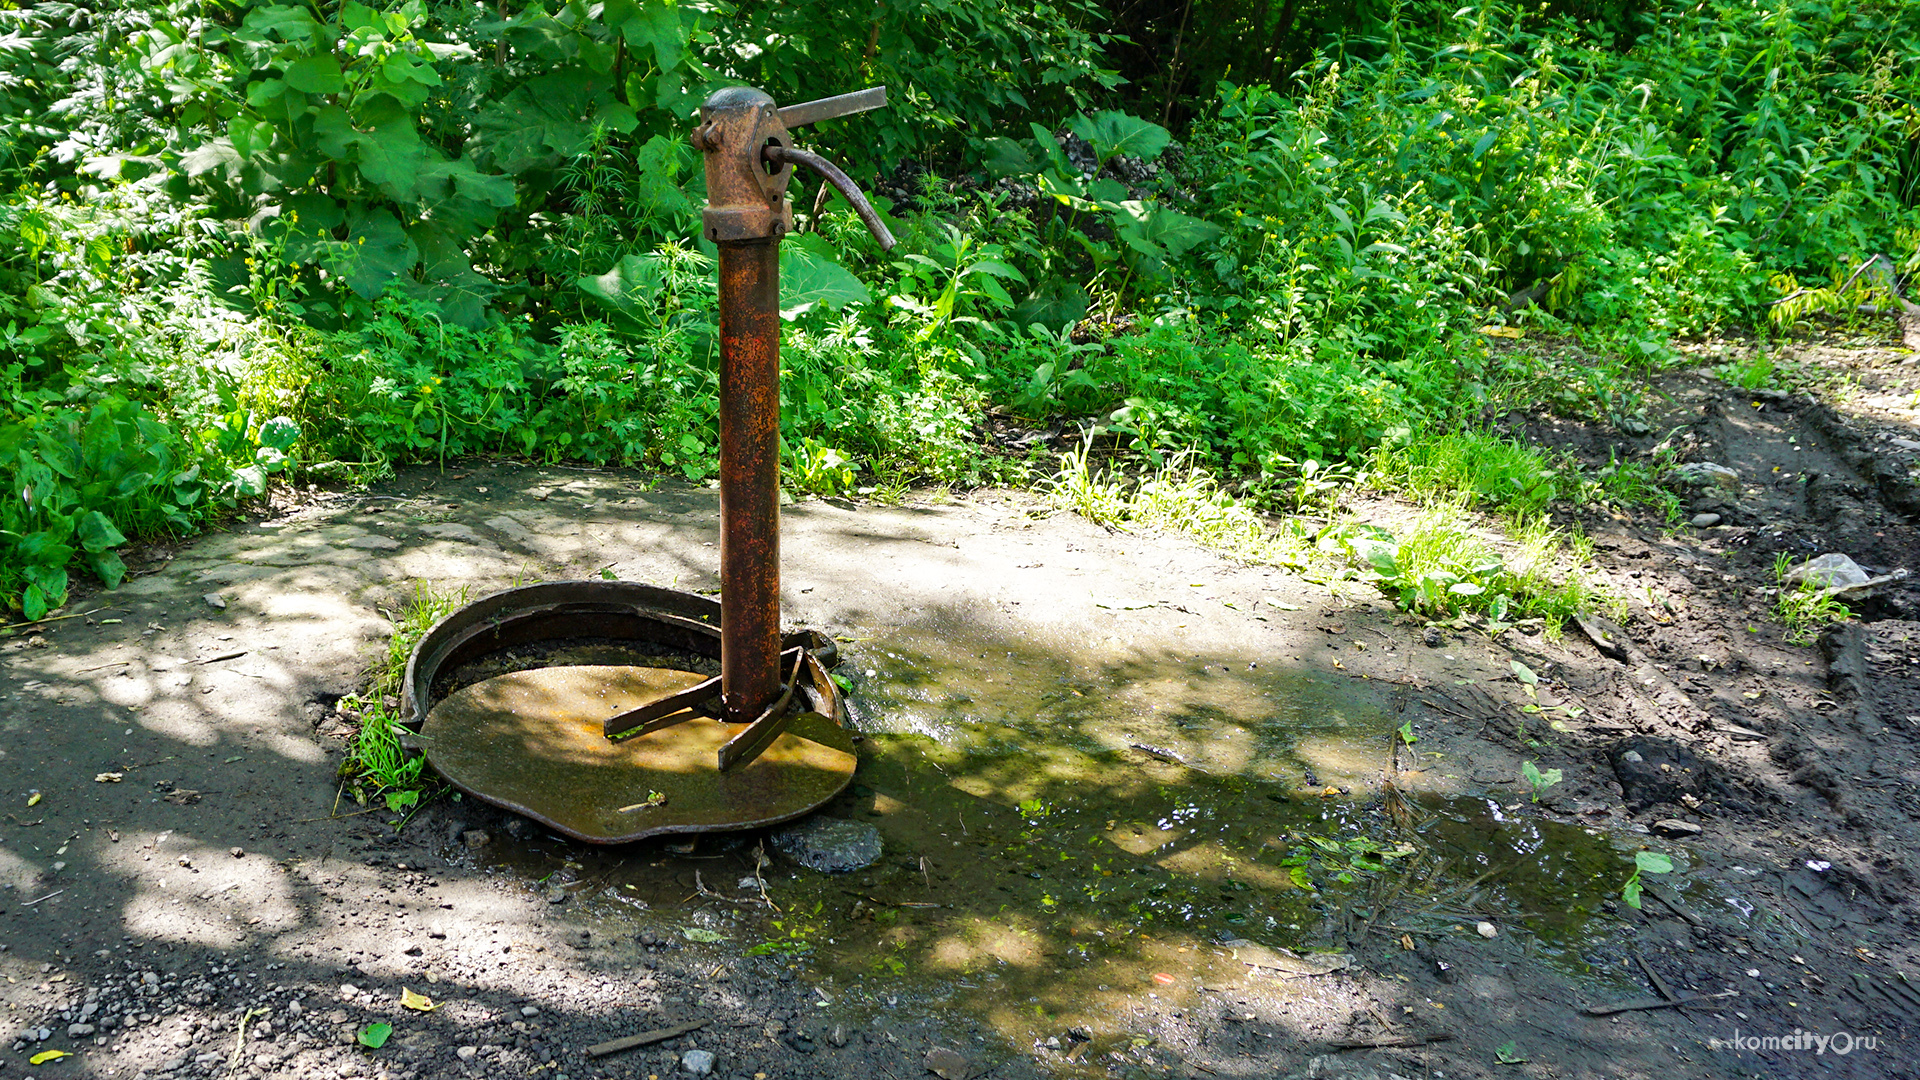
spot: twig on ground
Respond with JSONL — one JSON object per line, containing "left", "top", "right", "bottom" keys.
{"left": 585, "top": 1020, "right": 706, "bottom": 1059}
{"left": 1582, "top": 991, "right": 1736, "bottom": 1016}
{"left": 1, "top": 608, "right": 105, "bottom": 634}
{"left": 1330, "top": 1032, "right": 1453, "bottom": 1050}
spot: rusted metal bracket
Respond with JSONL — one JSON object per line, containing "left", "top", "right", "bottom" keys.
{"left": 717, "top": 646, "right": 805, "bottom": 772}
{"left": 603, "top": 674, "right": 720, "bottom": 739}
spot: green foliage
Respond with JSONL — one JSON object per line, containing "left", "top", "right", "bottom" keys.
{"left": 3, "top": 0, "right": 1916, "bottom": 627}
{"left": 1339, "top": 507, "right": 1594, "bottom": 625}
{"left": 1520, "top": 760, "right": 1563, "bottom": 802}
{"left": 1274, "top": 831, "right": 1418, "bottom": 889}
{"left": 1621, "top": 849, "right": 1673, "bottom": 910}
{"left": 0, "top": 180, "right": 312, "bottom": 617}
{"left": 1773, "top": 554, "right": 1855, "bottom": 645}
{"left": 338, "top": 580, "right": 465, "bottom": 812}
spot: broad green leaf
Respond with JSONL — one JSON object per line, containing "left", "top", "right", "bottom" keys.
{"left": 258, "top": 416, "right": 301, "bottom": 452}
{"left": 1028, "top": 123, "right": 1072, "bottom": 173}
{"left": 179, "top": 139, "right": 244, "bottom": 181}
{"left": 963, "top": 258, "right": 1025, "bottom": 282}
{"left": 578, "top": 254, "right": 666, "bottom": 316}
{"left": 357, "top": 1022, "right": 392, "bottom": 1048}
{"left": 979, "top": 136, "right": 1038, "bottom": 178}
{"left": 238, "top": 6, "right": 324, "bottom": 44}
{"left": 283, "top": 55, "right": 346, "bottom": 95}
{"left": 1068, "top": 111, "right": 1171, "bottom": 164}
{"left": 1011, "top": 280, "right": 1088, "bottom": 332}
{"left": 333, "top": 209, "right": 418, "bottom": 299}
{"left": 1509, "top": 660, "right": 1538, "bottom": 685}
{"left": 682, "top": 927, "right": 724, "bottom": 943}
{"left": 232, "top": 465, "right": 269, "bottom": 498}
{"left": 1634, "top": 851, "right": 1673, "bottom": 874}
{"left": 1115, "top": 203, "right": 1222, "bottom": 259}
{"left": 608, "top": 0, "right": 688, "bottom": 72}
{"left": 406, "top": 223, "right": 495, "bottom": 328}
{"left": 89, "top": 549, "right": 127, "bottom": 589}
{"left": 470, "top": 70, "right": 612, "bottom": 175}
{"left": 1346, "top": 536, "right": 1400, "bottom": 576}
{"left": 780, "top": 235, "right": 869, "bottom": 314}
{"left": 76, "top": 510, "right": 127, "bottom": 553}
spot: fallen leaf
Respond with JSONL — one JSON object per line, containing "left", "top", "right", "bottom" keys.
{"left": 400, "top": 987, "right": 437, "bottom": 1012}
{"left": 94, "top": 772, "right": 124, "bottom": 783}
{"left": 29, "top": 1049, "right": 69, "bottom": 1064}
{"left": 162, "top": 789, "right": 202, "bottom": 805}
{"left": 27, "top": 791, "right": 42, "bottom": 807}
{"left": 681, "top": 927, "right": 724, "bottom": 943}
{"left": 357, "top": 1022, "right": 393, "bottom": 1049}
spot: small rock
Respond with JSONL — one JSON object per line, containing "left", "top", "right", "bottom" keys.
{"left": 339, "top": 984, "right": 359, "bottom": 998}
{"left": 67, "top": 1023, "right": 96, "bottom": 1038}
{"left": 230, "top": 847, "right": 245, "bottom": 858}
{"left": 1652, "top": 819, "right": 1702, "bottom": 837}
{"left": 1689, "top": 513, "right": 1721, "bottom": 528}
{"left": 204, "top": 594, "right": 228, "bottom": 610}
{"left": 828, "top": 1024, "right": 847, "bottom": 1048}
{"left": 456, "top": 1045, "right": 478, "bottom": 1061}
{"left": 1608, "top": 737, "right": 1707, "bottom": 810}
{"left": 1421, "top": 626, "right": 1444, "bottom": 648}
{"left": 1476, "top": 921, "right": 1498, "bottom": 939}
{"left": 1671, "top": 461, "right": 1740, "bottom": 489}
{"left": 925, "top": 1047, "right": 970, "bottom": 1080}
{"left": 681, "top": 1048, "right": 716, "bottom": 1075}
{"left": 545, "top": 887, "right": 568, "bottom": 904}
{"left": 769, "top": 817, "right": 883, "bottom": 873}
{"left": 521, "top": 1006, "right": 540, "bottom": 1018}
{"left": 32, "top": 1027, "right": 52, "bottom": 1041}
{"left": 461, "top": 829, "right": 492, "bottom": 848}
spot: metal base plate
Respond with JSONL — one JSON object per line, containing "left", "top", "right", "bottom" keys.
{"left": 420, "top": 664, "right": 856, "bottom": 844}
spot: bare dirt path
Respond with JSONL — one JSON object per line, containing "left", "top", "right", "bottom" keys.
{"left": 2, "top": 348, "right": 1917, "bottom": 1080}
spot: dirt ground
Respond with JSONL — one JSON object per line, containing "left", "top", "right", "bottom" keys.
{"left": 2, "top": 338, "right": 1917, "bottom": 1080}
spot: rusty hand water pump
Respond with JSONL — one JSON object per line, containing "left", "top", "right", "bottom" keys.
{"left": 693, "top": 84, "right": 896, "bottom": 741}
{"left": 400, "top": 87, "right": 894, "bottom": 844}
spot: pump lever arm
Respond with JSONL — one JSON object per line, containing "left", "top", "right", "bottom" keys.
{"left": 762, "top": 144, "right": 896, "bottom": 252}
{"left": 776, "top": 86, "right": 886, "bottom": 130}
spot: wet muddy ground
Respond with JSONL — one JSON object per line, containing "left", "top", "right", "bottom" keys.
{"left": 2, "top": 337, "right": 1918, "bottom": 1080}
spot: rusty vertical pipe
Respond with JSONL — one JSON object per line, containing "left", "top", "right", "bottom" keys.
{"left": 697, "top": 84, "right": 890, "bottom": 735}
{"left": 717, "top": 237, "right": 783, "bottom": 724}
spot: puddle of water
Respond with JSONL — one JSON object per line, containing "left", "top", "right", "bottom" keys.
{"left": 440, "top": 625, "right": 1675, "bottom": 1062}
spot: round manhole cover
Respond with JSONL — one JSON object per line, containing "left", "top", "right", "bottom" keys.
{"left": 421, "top": 664, "right": 856, "bottom": 843}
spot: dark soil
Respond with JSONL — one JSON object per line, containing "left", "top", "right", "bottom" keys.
{"left": 2, "top": 338, "right": 1917, "bottom": 1080}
